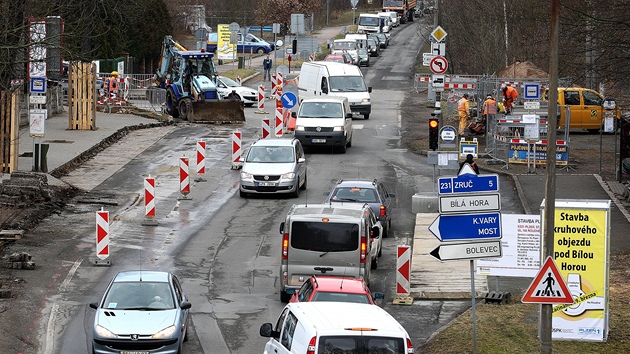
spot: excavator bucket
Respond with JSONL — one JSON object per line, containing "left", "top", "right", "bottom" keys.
{"left": 187, "top": 100, "right": 245, "bottom": 123}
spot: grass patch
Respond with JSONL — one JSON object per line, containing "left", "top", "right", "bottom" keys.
{"left": 219, "top": 68, "right": 257, "bottom": 81}
{"left": 422, "top": 253, "right": 630, "bottom": 353}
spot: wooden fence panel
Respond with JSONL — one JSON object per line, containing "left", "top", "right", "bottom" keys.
{"left": 0, "top": 90, "right": 20, "bottom": 173}
{"left": 68, "top": 62, "right": 97, "bottom": 130}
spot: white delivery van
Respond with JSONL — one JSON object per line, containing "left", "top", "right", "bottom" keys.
{"left": 260, "top": 302, "right": 415, "bottom": 354}
{"left": 384, "top": 10, "right": 400, "bottom": 27}
{"left": 291, "top": 96, "right": 353, "bottom": 153}
{"left": 357, "top": 13, "right": 381, "bottom": 33}
{"left": 330, "top": 39, "right": 359, "bottom": 63}
{"left": 344, "top": 33, "right": 369, "bottom": 51}
{"left": 377, "top": 12, "right": 393, "bottom": 35}
{"left": 298, "top": 61, "right": 372, "bottom": 119}
{"left": 277, "top": 204, "right": 380, "bottom": 302}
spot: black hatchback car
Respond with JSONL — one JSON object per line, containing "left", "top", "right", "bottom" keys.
{"left": 324, "top": 179, "right": 395, "bottom": 237}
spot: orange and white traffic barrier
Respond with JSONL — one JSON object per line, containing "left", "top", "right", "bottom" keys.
{"left": 262, "top": 117, "right": 270, "bottom": 139}
{"left": 271, "top": 75, "right": 277, "bottom": 98}
{"left": 142, "top": 177, "right": 158, "bottom": 226}
{"left": 178, "top": 157, "right": 192, "bottom": 200}
{"left": 95, "top": 209, "right": 110, "bottom": 264}
{"left": 275, "top": 95, "right": 284, "bottom": 137}
{"left": 231, "top": 130, "right": 243, "bottom": 169}
{"left": 196, "top": 141, "right": 206, "bottom": 175}
{"left": 396, "top": 245, "right": 411, "bottom": 299}
{"left": 257, "top": 85, "right": 266, "bottom": 113}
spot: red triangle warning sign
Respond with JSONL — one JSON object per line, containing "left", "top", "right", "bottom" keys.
{"left": 521, "top": 256, "right": 574, "bottom": 304}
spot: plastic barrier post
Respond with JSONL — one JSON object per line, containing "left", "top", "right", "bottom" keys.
{"left": 94, "top": 209, "right": 111, "bottom": 266}
{"left": 256, "top": 85, "right": 266, "bottom": 114}
{"left": 178, "top": 157, "right": 192, "bottom": 200}
{"left": 275, "top": 95, "right": 284, "bottom": 137}
{"left": 231, "top": 130, "right": 243, "bottom": 169}
{"left": 393, "top": 245, "right": 413, "bottom": 305}
{"left": 262, "top": 117, "right": 270, "bottom": 139}
{"left": 194, "top": 141, "right": 207, "bottom": 182}
{"left": 141, "top": 177, "right": 158, "bottom": 226}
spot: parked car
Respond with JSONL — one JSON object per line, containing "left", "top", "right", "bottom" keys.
{"left": 89, "top": 270, "right": 192, "bottom": 354}
{"left": 239, "top": 137, "right": 307, "bottom": 198}
{"left": 357, "top": 48, "right": 370, "bottom": 67}
{"left": 367, "top": 38, "right": 380, "bottom": 57}
{"left": 324, "top": 179, "right": 395, "bottom": 237}
{"left": 375, "top": 33, "right": 389, "bottom": 48}
{"left": 368, "top": 34, "right": 386, "bottom": 49}
{"left": 342, "top": 53, "right": 355, "bottom": 65}
{"left": 216, "top": 76, "right": 257, "bottom": 106}
{"left": 290, "top": 275, "right": 384, "bottom": 304}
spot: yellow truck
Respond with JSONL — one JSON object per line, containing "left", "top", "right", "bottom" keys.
{"left": 544, "top": 87, "right": 620, "bottom": 132}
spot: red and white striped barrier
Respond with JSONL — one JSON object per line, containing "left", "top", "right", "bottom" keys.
{"left": 493, "top": 134, "right": 508, "bottom": 142}
{"left": 309, "top": 55, "right": 314, "bottom": 61}
{"left": 196, "top": 141, "right": 206, "bottom": 175}
{"left": 231, "top": 130, "right": 243, "bottom": 169}
{"left": 500, "top": 81, "right": 521, "bottom": 87}
{"left": 510, "top": 138, "right": 566, "bottom": 145}
{"left": 276, "top": 72, "right": 283, "bottom": 93}
{"left": 396, "top": 245, "right": 411, "bottom": 297}
{"left": 417, "top": 76, "right": 430, "bottom": 82}
{"left": 257, "top": 85, "right": 265, "bottom": 111}
{"left": 275, "top": 96, "right": 284, "bottom": 137}
{"left": 96, "top": 210, "right": 110, "bottom": 261}
{"left": 444, "top": 83, "right": 475, "bottom": 89}
{"left": 178, "top": 157, "right": 191, "bottom": 199}
{"left": 141, "top": 177, "right": 158, "bottom": 226}
{"left": 271, "top": 75, "right": 277, "bottom": 98}
{"left": 262, "top": 117, "right": 270, "bottom": 139}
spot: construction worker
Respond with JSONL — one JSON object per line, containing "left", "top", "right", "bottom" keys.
{"left": 483, "top": 94, "right": 497, "bottom": 119}
{"left": 502, "top": 84, "right": 518, "bottom": 114}
{"left": 105, "top": 71, "right": 119, "bottom": 96}
{"left": 458, "top": 93, "right": 470, "bottom": 136}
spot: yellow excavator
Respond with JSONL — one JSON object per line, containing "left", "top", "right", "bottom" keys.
{"left": 154, "top": 35, "right": 245, "bottom": 123}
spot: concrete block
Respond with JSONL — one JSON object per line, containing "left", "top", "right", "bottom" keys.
{"left": 411, "top": 193, "right": 439, "bottom": 213}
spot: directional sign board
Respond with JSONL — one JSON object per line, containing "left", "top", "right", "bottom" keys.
{"left": 430, "top": 240, "right": 502, "bottom": 262}
{"left": 439, "top": 193, "right": 501, "bottom": 213}
{"left": 281, "top": 92, "right": 297, "bottom": 109}
{"left": 438, "top": 173, "right": 499, "bottom": 194}
{"left": 429, "top": 212, "right": 501, "bottom": 242}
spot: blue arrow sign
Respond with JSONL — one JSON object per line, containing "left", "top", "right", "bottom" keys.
{"left": 428, "top": 212, "right": 502, "bottom": 242}
{"left": 281, "top": 92, "right": 297, "bottom": 109}
{"left": 438, "top": 174, "right": 499, "bottom": 194}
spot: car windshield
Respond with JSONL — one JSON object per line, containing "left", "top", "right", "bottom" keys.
{"left": 298, "top": 102, "right": 343, "bottom": 118}
{"left": 329, "top": 76, "right": 367, "bottom": 92}
{"left": 325, "top": 56, "right": 345, "bottom": 63}
{"left": 332, "top": 41, "right": 356, "bottom": 50}
{"left": 331, "top": 187, "right": 378, "bottom": 203}
{"left": 359, "top": 16, "right": 379, "bottom": 26}
{"left": 103, "top": 282, "right": 175, "bottom": 310}
{"left": 219, "top": 76, "right": 240, "bottom": 87}
{"left": 246, "top": 146, "right": 294, "bottom": 163}
{"left": 311, "top": 291, "right": 371, "bottom": 304}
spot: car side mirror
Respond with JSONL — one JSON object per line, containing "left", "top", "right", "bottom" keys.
{"left": 279, "top": 221, "right": 285, "bottom": 234}
{"left": 180, "top": 301, "right": 192, "bottom": 310}
{"left": 260, "top": 323, "right": 278, "bottom": 338}
{"left": 322, "top": 87, "right": 328, "bottom": 94}
{"left": 345, "top": 113, "right": 352, "bottom": 118}
{"left": 371, "top": 225, "right": 381, "bottom": 238}
{"left": 298, "top": 157, "right": 306, "bottom": 163}
{"left": 368, "top": 87, "right": 373, "bottom": 93}
{"left": 323, "top": 191, "right": 330, "bottom": 196}
{"left": 89, "top": 302, "right": 98, "bottom": 309}
{"left": 388, "top": 193, "right": 396, "bottom": 198}
{"left": 291, "top": 112, "right": 297, "bottom": 118}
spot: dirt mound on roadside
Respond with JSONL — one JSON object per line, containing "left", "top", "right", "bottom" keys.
{"left": 499, "top": 61, "right": 548, "bottom": 78}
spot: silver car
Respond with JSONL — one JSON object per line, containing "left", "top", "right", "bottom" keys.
{"left": 239, "top": 138, "right": 307, "bottom": 198}
{"left": 89, "top": 271, "right": 191, "bottom": 354}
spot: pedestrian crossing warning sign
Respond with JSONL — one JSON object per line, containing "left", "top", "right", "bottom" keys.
{"left": 521, "top": 256, "right": 574, "bottom": 304}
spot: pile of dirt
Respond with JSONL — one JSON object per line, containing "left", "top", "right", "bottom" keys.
{"left": 499, "top": 61, "right": 548, "bottom": 78}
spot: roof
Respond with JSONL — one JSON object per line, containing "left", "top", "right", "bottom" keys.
{"left": 286, "top": 302, "right": 407, "bottom": 334}
{"left": 336, "top": 180, "right": 378, "bottom": 188}
{"left": 113, "top": 270, "right": 170, "bottom": 283}
{"left": 251, "top": 137, "right": 296, "bottom": 147}
{"left": 311, "top": 275, "right": 369, "bottom": 294}
{"left": 289, "top": 203, "right": 368, "bottom": 218}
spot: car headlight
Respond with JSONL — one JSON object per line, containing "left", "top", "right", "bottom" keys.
{"left": 152, "top": 325, "right": 177, "bottom": 339}
{"left": 333, "top": 126, "right": 344, "bottom": 131}
{"left": 295, "top": 126, "right": 305, "bottom": 131}
{"left": 241, "top": 172, "right": 253, "bottom": 179}
{"left": 281, "top": 172, "right": 296, "bottom": 179}
{"left": 362, "top": 98, "right": 370, "bottom": 103}
{"left": 95, "top": 325, "right": 116, "bottom": 338}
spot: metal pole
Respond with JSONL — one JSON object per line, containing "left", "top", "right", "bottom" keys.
{"left": 541, "top": 1, "right": 560, "bottom": 353}
{"left": 470, "top": 260, "right": 477, "bottom": 354}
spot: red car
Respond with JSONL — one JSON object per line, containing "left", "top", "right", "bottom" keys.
{"left": 324, "top": 54, "right": 352, "bottom": 64}
{"left": 289, "top": 275, "right": 383, "bottom": 304}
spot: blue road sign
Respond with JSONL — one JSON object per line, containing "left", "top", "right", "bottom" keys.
{"left": 428, "top": 212, "right": 502, "bottom": 242}
{"left": 438, "top": 174, "right": 499, "bottom": 194}
{"left": 524, "top": 83, "right": 541, "bottom": 100}
{"left": 281, "top": 92, "right": 297, "bottom": 109}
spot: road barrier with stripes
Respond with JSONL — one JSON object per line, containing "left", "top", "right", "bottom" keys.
{"left": 178, "top": 157, "right": 191, "bottom": 200}
{"left": 141, "top": 177, "right": 158, "bottom": 226}
{"left": 393, "top": 245, "right": 413, "bottom": 305}
{"left": 96, "top": 209, "right": 110, "bottom": 263}
{"left": 262, "top": 117, "right": 270, "bottom": 139}
{"left": 231, "top": 130, "right": 243, "bottom": 169}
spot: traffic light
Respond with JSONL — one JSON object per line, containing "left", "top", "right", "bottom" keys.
{"left": 292, "top": 39, "right": 297, "bottom": 55}
{"left": 429, "top": 118, "right": 439, "bottom": 151}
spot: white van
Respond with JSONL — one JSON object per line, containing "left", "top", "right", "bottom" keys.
{"left": 331, "top": 39, "right": 359, "bottom": 63}
{"left": 277, "top": 204, "right": 380, "bottom": 302}
{"left": 260, "top": 302, "right": 415, "bottom": 353}
{"left": 357, "top": 13, "right": 381, "bottom": 33}
{"left": 291, "top": 96, "right": 353, "bottom": 153}
{"left": 298, "top": 61, "right": 372, "bottom": 119}
{"left": 345, "top": 33, "right": 369, "bottom": 51}
{"left": 383, "top": 11, "right": 400, "bottom": 27}
{"left": 377, "top": 12, "right": 393, "bottom": 35}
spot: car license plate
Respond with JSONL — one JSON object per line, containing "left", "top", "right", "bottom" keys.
{"left": 257, "top": 181, "right": 276, "bottom": 187}
{"left": 121, "top": 351, "right": 149, "bottom": 354}
{"left": 312, "top": 139, "right": 326, "bottom": 143}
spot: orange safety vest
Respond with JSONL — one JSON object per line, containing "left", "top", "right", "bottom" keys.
{"left": 505, "top": 86, "right": 518, "bottom": 100}
{"left": 108, "top": 76, "right": 119, "bottom": 93}
{"left": 483, "top": 98, "right": 497, "bottom": 115}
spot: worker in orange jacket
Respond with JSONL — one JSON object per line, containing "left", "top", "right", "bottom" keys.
{"left": 458, "top": 93, "right": 470, "bottom": 136}
{"left": 105, "top": 71, "right": 119, "bottom": 96}
{"left": 502, "top": 84, "right": 518, "bottom": 114}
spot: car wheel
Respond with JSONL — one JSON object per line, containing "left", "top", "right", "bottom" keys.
{"left": 363, "top": 113, "right": 370, "bottom": 120}
{"left": 291, "top": 179, "right": 300, "bottom": 198}
{"left": 382, "top": 224, "right": 389, "bottom": 238}
{"left": 239, "top": 189, "right": 248, "bottom": 198}
{"left": 166, "top": 87, "right": 179, "bottom": 118}
{"left": 371, "top": 255, "right": 378, "bottom": 270}
{"left": 245, "top": 103, "right": 254, "bottom": 107}
{"left": 178, "top": 99, "right": 192, "bottom": 121}
{"left": 280, "top": 290, "right": 291, "bottom": 303}
{"left": 227, "top": 93, "right": 240, "bottom": 101}
{"left": 338, "top": 142, "right": 347, "bottom": 154}
{"left": 347, "top": 137, "right": 352, "bottom": 148}
{"left": 378, "top": 244, "right": 382, "bottom": 257}
{"left": 257, "top": 48, "right": 266, "bottom": 55}
{"left": 300, "top": 174, "right": 307, "bottom": 190}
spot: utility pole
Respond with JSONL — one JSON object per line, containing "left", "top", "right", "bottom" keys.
{"left": 540, "top": 1, "right": 559, "bottom": 353}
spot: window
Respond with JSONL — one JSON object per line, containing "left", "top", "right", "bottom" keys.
{"left": 280, "top": 312, "right": 298, "bottom": 350}
{"left": 564, "top": 91, "right": 580, "bottom": 105}
{"left": 583, "top": 91, "right": 603, "bottom": 106}
{"left": 291, "top": 221, "right": 359, "bottom": 252}
{"left": 297, "top": 280, "right": 314, "bottom": 302}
